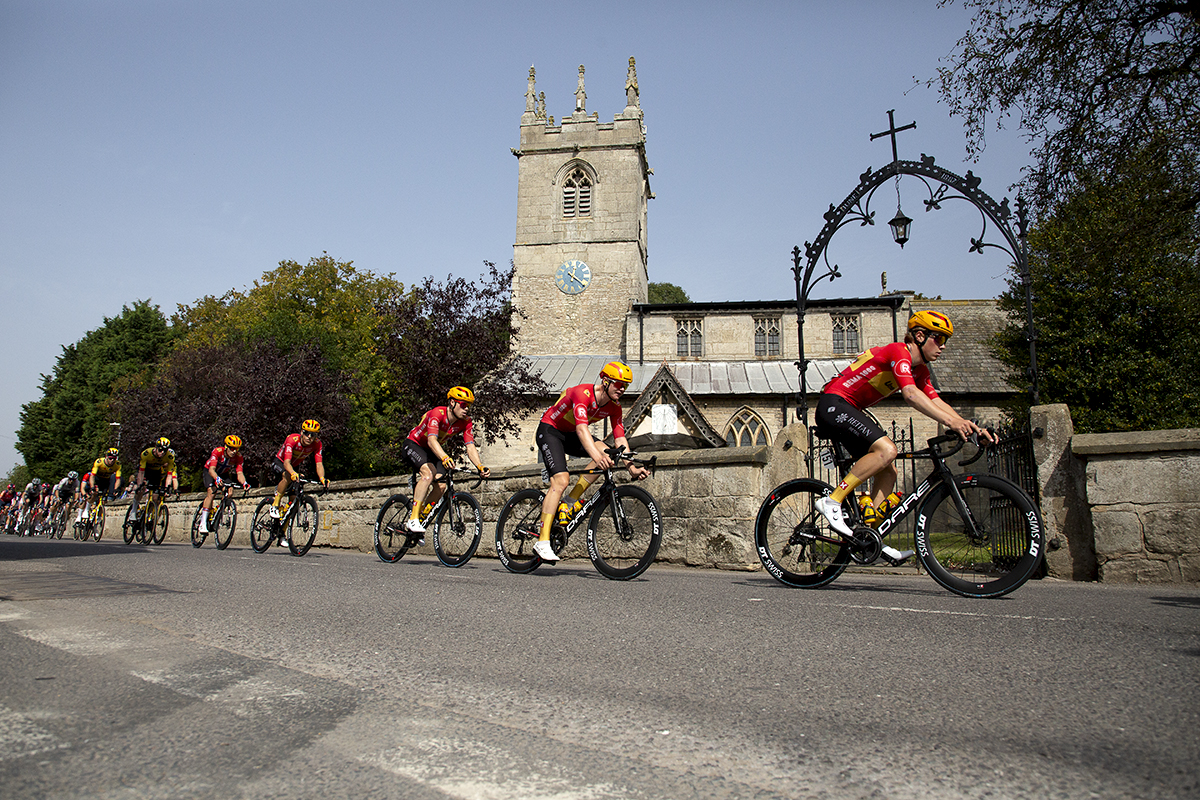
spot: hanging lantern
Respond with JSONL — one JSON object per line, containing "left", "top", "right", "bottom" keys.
{"left": 888, "top": 209, "right": 912, "bottom": 248}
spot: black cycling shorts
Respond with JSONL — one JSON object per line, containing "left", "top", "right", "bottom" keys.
{"left": 272, "top": 457, "right": 310, "bottom": 482}
{"left": 536, "top": 421, "right": 591, "bottom": 477}
{"left": 400, "top": 439, "right": 446, "bottom": 478}
{"left": 202, "top": 463, "right": 237, "bottom": 489}
{"left": 814, "top": 393, "right": 887, "bottom": 461}
{"left": 142, "top": 467, "right": 167, "bottom": 488}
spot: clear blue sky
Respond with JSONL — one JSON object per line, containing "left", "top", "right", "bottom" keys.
{"left": 0, "top": 0, "right": 1032, "bottom": 475}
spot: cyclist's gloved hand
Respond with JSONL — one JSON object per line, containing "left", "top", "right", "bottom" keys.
{"left": 441, "top": 455, "right": 454, "bottom": 469}
{"left": 321, "top": 478, "right": 329, "bottom": 489}
{"left": 214, "top": 477, "right": 224, "bottom": 488}
{"left": 288, "top": 471, "right": 300, "bottom": 482}
{"left": 241, "top": 482, "right": 251, "bottom": 491}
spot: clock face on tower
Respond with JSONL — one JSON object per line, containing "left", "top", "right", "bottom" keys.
{"left": 554, "top": 260, "right": 591, "bottom": 295}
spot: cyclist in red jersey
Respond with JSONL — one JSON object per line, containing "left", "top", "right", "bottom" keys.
{"left": 198, "top": 434, "right": 250, "bottom": 534}
{"left": 400, "top": 386, "right": 490, "bottom": 540}
{"left": 269, "top": 419, "right": 328, "bottom": 538}
{"left": 532, "top": 361, "right": 648, "bottom": 563}
{"left": 813, "top": 310, "right": 994, "bottom": 561}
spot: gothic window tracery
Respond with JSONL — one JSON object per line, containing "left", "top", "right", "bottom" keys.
{"left": 754, "top": 317, "right": 781, "bottom": 357}
{"left": 832, "top": 314, "right": 861, "bottom": 355}
{"left": 725, "top": 408, "right": 770, "bottom": 447}
{"left": 562, "top": 168, "right": 592, "bottom": 218}
{"left": 676, "top": 318, "right": 702, "bottom": 357}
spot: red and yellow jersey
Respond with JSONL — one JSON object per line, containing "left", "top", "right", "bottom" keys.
{"left": 91, "top": 456, "right": 122, "bottom": 478}
{"left": 822, "top": 341, "right": 938, "bottom": 410}
{"left": 204, "top": 446, "right": 244, "bottom": 472}
{"left": 275, "top": 433, "right": 323, "bottom": 464}
{"left": 540, "top": 383, "right": 626, "bottom": 439}
{"left": 407, "top": 407, "right": 475, "bottom": 446}
{"left": 139, "top": 447, "right": 177, "bottom": 475}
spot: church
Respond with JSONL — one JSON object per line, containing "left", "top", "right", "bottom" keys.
{"left": 487, "top": 59, "right": 1014, "bottom": 469}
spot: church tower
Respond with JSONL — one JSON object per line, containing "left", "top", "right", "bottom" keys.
{"left": 511, "top": 59, "right": 651, "bottom": 357}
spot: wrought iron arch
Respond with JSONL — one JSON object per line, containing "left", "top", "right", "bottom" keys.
{"left": 792, "top": 153, "right": 1039, "bottom": 433}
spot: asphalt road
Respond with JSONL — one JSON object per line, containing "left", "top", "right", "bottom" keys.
{"left": 1, "top": 536, "right": 1197, "bottom": 799}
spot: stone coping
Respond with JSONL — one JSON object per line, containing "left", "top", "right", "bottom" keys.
{"left": 1073, "top": 428, "right": 1200, "bottom": 456}
{"left": 109, "top": 446, "right": 772, "bottom": 504}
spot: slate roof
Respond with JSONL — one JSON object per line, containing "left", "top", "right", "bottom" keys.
{"left": 526, "top": 356, "right": 850, "bottom": 396}
{"left": 921, "top": 299, "right": 1012, "bottom": 395}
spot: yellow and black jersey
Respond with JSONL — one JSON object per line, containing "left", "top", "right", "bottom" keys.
{"left": 139, "top": 447, "right": 177, "bottom": 474}
{"left": 91, "top": 456, "right": 122, "bottom": 477}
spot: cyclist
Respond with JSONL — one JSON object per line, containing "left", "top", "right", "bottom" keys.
{"left": 401, "top": 387, "right": 491, "bottom": 542}
{"left": 198, "top": 435, "right": 250, "bottom": 534}
{"left": 533, "top": 361, "right": 648, "bottom": 563}
{"left": 133, "top": 437, "right": 179, "bottom": 518}
{"left": 269, "top": 420, "right": 329, "bottom": 548}
{"left": 813, "top": 310, "right": 994, "bottom": 563}
{"left": 50, "top": 472, "right": 80, "bottom": 520}
{"left": 16, "top": 478, "right": 43, "bottom": 534}
{"left": 86, "top": 447, "right": 123, "bottom": 512}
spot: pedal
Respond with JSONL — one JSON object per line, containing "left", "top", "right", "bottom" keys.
{"left": 880, "top": 546, "right": 914, "bottom": 566}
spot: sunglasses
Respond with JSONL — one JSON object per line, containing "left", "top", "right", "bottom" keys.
{"left": 927, "top": 332, "right": 948, "bottom": 347}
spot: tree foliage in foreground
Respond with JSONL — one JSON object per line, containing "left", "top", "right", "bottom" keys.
{"left": 373, "top": 261, "right": 551, "bottom": 460}
{"left": 16, "top": 301, "right": 177, "bottom": 481}
{"left": 936, "top": 0, "right": 1200, "bottom": 213}
{"left": 993, "top": 141, "right": 1200, "bottom": 432}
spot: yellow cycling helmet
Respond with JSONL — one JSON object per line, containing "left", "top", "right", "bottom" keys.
{"left": 224, "top": 434, "right": 243, "bottom": 449}
{"left": 155, "top": 436, "right": 171, "bottom": 449}
{"left": 106, "top": 447, "right": 120, "bottom": 458}
{"left": 447, "top": 386, "right": 475, "bottom": 404}
{"left": 301, "top": 419, "right": 321, "bottom": 433}
{"left": 600, "top": 361, "right": 633, "bottom": 384}
{"left": 907, "top": 310, "right": 954, "bottom": 339}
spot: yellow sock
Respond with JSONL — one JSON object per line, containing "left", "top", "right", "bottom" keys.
{"left": 539, "top": 511, "right": 554, "bottom": 541}
{"left": 271, "top": 493, "right": 282, "bottom": 508}
{"left": 829, "top": 473, "right": 863, "bottom": 504}
{"left": 567, "top": 479, "right": 588, "bottom": 503}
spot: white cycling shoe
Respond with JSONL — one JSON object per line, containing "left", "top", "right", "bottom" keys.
{"left": 815, "top": 496, "right": 854, "bottom": 537}
{"left": 533, "top": 539, "right": 560, "bottom": 562}
{"left": 881, "top": 546, "right": 915, "bottom": 565}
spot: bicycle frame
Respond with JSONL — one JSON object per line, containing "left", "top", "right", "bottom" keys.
{"left": 551, "top": 450, "right": 657, "bottom": 548}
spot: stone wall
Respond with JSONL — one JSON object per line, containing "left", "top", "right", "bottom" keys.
{"left": 114, "top": 446, "right": 775, "bottom": 570}
{"left": 1072, "top": 428, "right": 1200, "bottom": 583}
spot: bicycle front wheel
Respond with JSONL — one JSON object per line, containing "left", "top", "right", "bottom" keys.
{"left": 249, "top": 498, "right": 278, "bottom": 553}
{"left": 495, "top": 489, "right": 544, "bottom": 574}
{"left": 214, "top": 498, "right": 237, "bottom": 550}
{"left": 754, "top": 479, "right": 851, "bottom": 588}
{"left": 916, "top": 474, "right": 1044, "bottom": 598}
{"left": 190, "top": 503, "right": 206, "bottom": 547}
{"left": 374, "top": 494, "right": 412, "bottom": 563}
{"left": 151, "top": 504, "right": 169, "bottom": 545}
{"left": 122, "top": 505, "right": 138, "bottom": 545}
{"left": 433, "top": 490, "right": 483, "bottom": 567}
{"left": 287, "top": 496, "right": 319, "bottom": 556}
{"left": 587, "top": 485, "right": 662, "bottom": 580}
{"left": 92, "top": 505, "right": 104, "bottom": 540}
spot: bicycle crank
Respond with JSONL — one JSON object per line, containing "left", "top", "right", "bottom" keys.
{"left": 847, "top": 526, "right": 883, "bottom": 565}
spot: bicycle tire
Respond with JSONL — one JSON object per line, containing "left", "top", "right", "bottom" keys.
{"left": 495, "top": 488, "right": 544, "bottom": 574}
{"left": 214, "top": 497, "right": 237, "bottom": 550}
{"left": 754, "top": 479, "right": 852, "bottom": 588}
{"left": 151, "top": 504, "right": 168, "bottom": 545}
{"left": 287, "top": 496, "right": 319, "bottom": 556}
{"left": 92, "top": 505, "right": 105, "bottom": 541}
{"left": 915, "top": 473, "right": 1044, "bottom": 598}
{"left": 122, "top": 505, "right": 138, "bottom": 545}
{"left": 374, "top": 494, "right": 412, "bottom": 563}
{"left": 433, "top": 490, "right": 483, "bottom": 567}
{"left": 190, "top": 503, "right": 206, "bottom": 547}
{"left": 587, "top": 484, "right": 662, "bottom": 580}
{"left": 249, "top": 498, "right": 278, "bottom": 553}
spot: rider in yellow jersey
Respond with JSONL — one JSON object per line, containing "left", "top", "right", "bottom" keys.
{"left": 133, "top": 437, "right": 179, "bottom": 517}
{"left": 85, "top": 448, "right": 123, "bottom": 518}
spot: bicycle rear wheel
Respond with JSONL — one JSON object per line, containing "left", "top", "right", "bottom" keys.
{"left": 151, "top": 504, "right": 169, "bottom": 545}
{"left": 495, "top": 488, "right": 544, "bottom": 574}
{"left": 249, "top": 498, "right": 278, "bottom": 553}
{"left": 754, "top": 479, "right": 851, "bottom": 588}
{"left": 122, "top": 505, "right": 138, "bottom": 545}
{"left": 374, "top": 494, "right": 412, "bottom": 563}
{"left": 433, "top": 490, "right": 483, "bottom": 567}
{"left": 287, "top": 496, "right": 319, "bottom": 556}
{"left": 190, "top": 503, "right": 206, "bottom": 547}
{"left": 915, "top": 474, "right": 1044, "bottom": 598}
{"left": 587, "top": 485, "right": 662, "bottom": 580}
{"left": 92, "top": 505, "right": 105, "bottom": 540}
{"left": 214, "top": 497, "right": 237, "bottom": 550}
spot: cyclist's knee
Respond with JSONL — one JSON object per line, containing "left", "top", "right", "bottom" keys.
{"left": 871, "top": 437, "right": 899, "bottom": 462}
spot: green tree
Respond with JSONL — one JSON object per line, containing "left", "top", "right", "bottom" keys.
{"left": 993, "top": 141, "right": 1200, "bottom": 431}
{"left": 647, "top": 282, "right": 691, "bottom": 304}
{"left": 936, "top": 0, "right": 1200, "bottom": 213}
{"left": 17, "top": 301, "right": 177, "bottom": 480}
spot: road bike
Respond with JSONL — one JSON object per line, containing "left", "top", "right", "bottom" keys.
{"left": 495, "top": 447, "right": 661, "bottom": 580}
{"left": 48, "top": 500, "right": 73, "bottom": 539}
{"left": 15, "top": 504, "right": 48, "bottom": 536}
{"left": 190, "top": 483, "right": 244, "bottom": 550}
{"left": 123, "top": 485, "right": 173, "bottom": 545}
{"left": 76, "top": 491, "right": 108, "bottom": 541}
{"left": 248, "top": 477, "right": 322, "bottom": 556}
{"left": 374, "top": 467, "right": 483, "bottom": 566}
{"left": 755, "top": 432, "right": 1044, "bottom": 599}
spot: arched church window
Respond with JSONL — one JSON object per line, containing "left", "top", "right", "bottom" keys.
{"left": 725, "top": 408, "right": 770, "bottom": 447}
{"left": 562, "top": 168, "right": 592, "bottom": 218}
